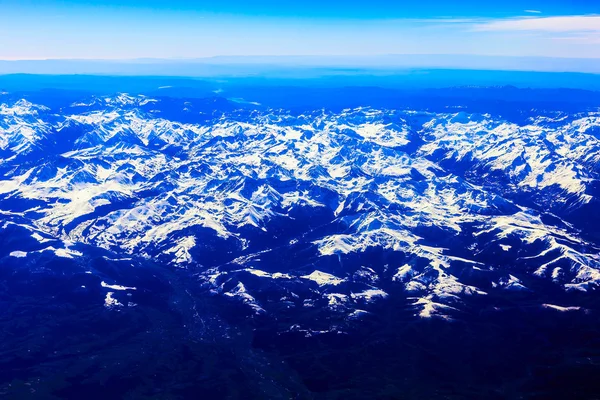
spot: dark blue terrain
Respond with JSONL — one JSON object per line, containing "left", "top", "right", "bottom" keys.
{"left": 0, "top": 72, "right": 600, "bottom": 399}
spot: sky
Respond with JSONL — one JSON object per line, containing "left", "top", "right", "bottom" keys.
{"left": 0, "top": 0, "right": 599, "bottom": 60}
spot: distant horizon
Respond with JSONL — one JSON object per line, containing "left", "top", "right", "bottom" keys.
{"left": 2, "top": 53, "right": 600, "bottom": 62}
{"left": 2, "top": 54, "right": 600, "bottom": 76}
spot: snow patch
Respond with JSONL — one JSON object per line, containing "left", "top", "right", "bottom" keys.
{"left": 104, "top": 292, "right": 123, "bottom": 308}
{"left": 301, "top": 270, "right": 345, "bottom": 286}
{"left": 101, "top": 281, "right": 136, "bottom": 291}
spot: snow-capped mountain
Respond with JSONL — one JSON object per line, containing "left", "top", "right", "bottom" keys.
{"left": 1, "top": 93, "right": 599, "bottom": 327}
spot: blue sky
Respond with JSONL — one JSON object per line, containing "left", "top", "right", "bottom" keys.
{"left": 0, "top": 0, "right": 598, "bottom": 60}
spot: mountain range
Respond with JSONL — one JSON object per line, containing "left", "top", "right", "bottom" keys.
{"left": 1, "top": 87, "right": 600, "bottom": 397}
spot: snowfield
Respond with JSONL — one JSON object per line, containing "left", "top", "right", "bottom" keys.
{"left": 1, "top": 94, "right": 599, "bottom": 321}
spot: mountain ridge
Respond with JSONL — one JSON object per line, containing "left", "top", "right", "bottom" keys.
{"left": 1, "top": 93, "right": 598, "bottom": 326}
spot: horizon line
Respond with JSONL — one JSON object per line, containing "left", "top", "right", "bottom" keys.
{"left": 2, "top": 54, "right": 600, "bottom": 62}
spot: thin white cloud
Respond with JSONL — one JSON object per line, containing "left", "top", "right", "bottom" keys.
{"left": 524, "top": 10, "right": 542, "bottom": 14}
{"left": 473, "top": 15, "right": 600, "bottom": 33}
{"left": 552, "top": 34, "right": 600, "bottom": 45}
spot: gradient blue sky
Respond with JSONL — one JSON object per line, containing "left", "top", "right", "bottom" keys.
{"left": 0, "top": 0, "right": 599, "bottom": 60}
